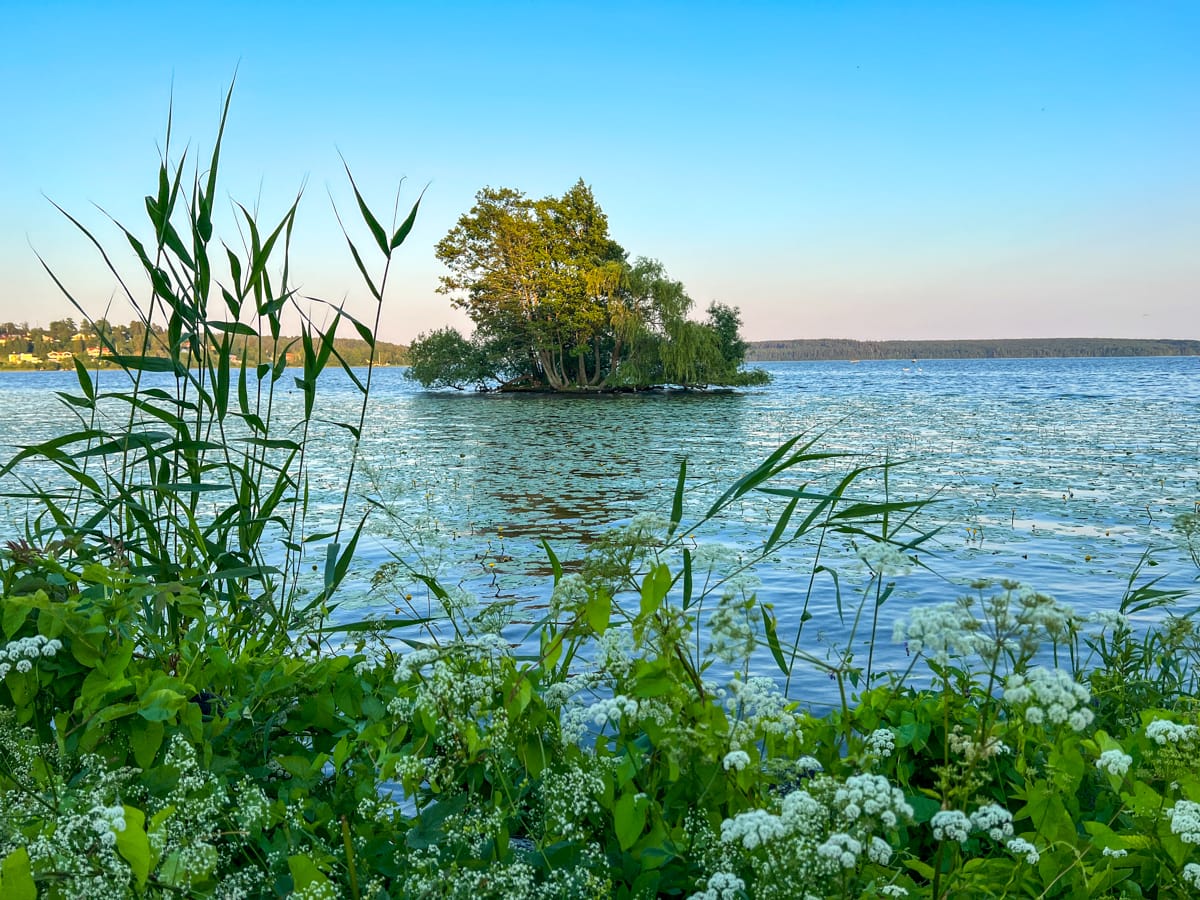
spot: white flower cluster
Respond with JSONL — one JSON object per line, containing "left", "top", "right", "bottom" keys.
{"left": 947, "top": 725, "right": 1010, "bottom": 762}
{"left": 833, "top": 774, "right": 914, "bottom": 830}
{"left": 931, "top": 810, "right": 972, "bottom": 844}
{"left": 687, "top": 871, "right": 746, "bottom": 900}
{"left": 816, "top": 832, "right": 862, "bottom": 868}
{"left": 1095, "top": 749, "right": 1133, "bottom": 777}
{"left": 795, "top": 755, "right": 823, "bottom": 775}
{"left": 596, "top": 626, "right": 634, "bottom": 677}
{"left": 726, "top": 676, "right": 802, "bottom": 741}
{"left": 723, "top": 750, "right": 752, "bottom": 772}
{"left": 880, "top": 887, "right": 909, "bottom": 898}
{"left": 864, "top": 728, "right": 896, "bottom": 759}
{"left": 1003, "top": 667, "right": 1094, "bottom": 731}
{"left": 0, "top": 634, "right": 62, "bottom": 678}
{"left": 539, "top": 763, "right": 605, "bottom": 840}
{"left": 1087, "top": 609, "right": 1127, "bottom": 631}
{"left": 720, "top": 808, "right": 789, "bottom": 850}
{"left": 893, "top": 602, "right": 983, "bottom": 664}
{"left": 708, "top": 593, "right": 758, "bottom": 665}
{"left": 1145, "top": 718, "right": 1198, "bottom": 746}
{"left": 970, "top": 804, "right": 1014, "bottom": 842}
{"left": 1101, "top": 846, "right": 1128, "bottom": 858}
{"left": 550, "top": 573, "right": 589, "bottom": 615}
{"left": 1167, "top": 799, "right": 1200, "bottom": 844}
{"left": 1006, "top": 837, "right": 1040, "bottom": 864}
{"left": 561, "top": 695, "right": 640, "bottom": 742}
{"left": 91, "top": 804, "right": 127, "bottom": 848}
{"left": 1183, "top": 863, "right": 1200, "bottom": 890}
{"left": 867, "top": 835, "right": 893, "bottom": 864}
{"left": 858, "top": 541, "right": 915, "bottom": 577}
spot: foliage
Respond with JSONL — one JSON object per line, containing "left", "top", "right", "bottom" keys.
{"left": 409, "top": 182, "right": 767, "bottom": 391}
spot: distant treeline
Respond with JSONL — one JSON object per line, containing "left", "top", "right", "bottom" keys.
{"left": 746, "top": 338, "right": 1200, "bottom": 362}
{"left": 0, "top": 318, "right": 409, "bottom": 369}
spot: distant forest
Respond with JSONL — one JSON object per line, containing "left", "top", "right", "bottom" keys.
{"left": 746, "top": 338, "right": 1200, "bottom": 362}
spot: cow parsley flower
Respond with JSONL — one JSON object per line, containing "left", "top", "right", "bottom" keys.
{"left": 720, "top": 809, "right": 787, "bottom": 850}
{"left": 1183, "top": 863, "right": 1200, "bottom": 890}
{"left": 864, "top": 728, "right": 896, "bottom": 759}
{"left": 1096, "top": 749, "right": 1133, "bottom": 777}
{"left": 723, "top": 750, "right": 751, "bottom": 772}
{"left": 816, "top": 832, "right": 862, "bottom": 868}
{"left": 1007, "top": 837, "right": 1040, "bottom": 864}
{"left": 1004, "top": 667, "right": 1093, "bottom": 731}
{"left": 1101, "top": 847, "right": 1128, "bottom": 858}
{"left": 688, "top": 871, "right": 746, "bottom": 900}
{"left": 1167, "top": 799, "right": 1200, "bottom": 844}
{"left": 1145, "top": 719, "right": 1197, "bottom": 746}
{"left": 931, "top": 810, "right": 971, "bottom": 844}
{"left": 970, "top": 804, "right": 1014, "bottom": 841}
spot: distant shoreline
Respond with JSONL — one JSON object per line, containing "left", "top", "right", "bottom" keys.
{"left": 746, "top": 337, "right": 1200, "bottom": 362}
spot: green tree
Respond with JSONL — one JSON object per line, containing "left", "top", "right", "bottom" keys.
{"left": 416, "top": 181, "right": 765, "bottom": 391}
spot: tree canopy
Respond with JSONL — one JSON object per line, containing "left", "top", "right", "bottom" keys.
{"left": 407, "top": 180, "right": 768, "bottom": 391}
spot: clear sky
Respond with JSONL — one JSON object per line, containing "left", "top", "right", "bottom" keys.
{"left": 1, "top": 1, "right": 1196, "bottom": 344}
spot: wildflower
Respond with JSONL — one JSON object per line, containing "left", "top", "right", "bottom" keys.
{"left": 720, "top": 808, "right": 788, "bottom": 850}
{"left": 931, "top": 810, "right": 971, "bottom": 844}
{"left": 1095, "top": 749, "right": 1133, "bottom": 777}
{"left": 1004, "top": 667, "right": 1093, "bottom": 731}
{"left": 970, "top": 804, "right": 1014, "bottom": 841}
{"left": 1145, "top": 719, "right": 1197, "bottom": 746}
{"left": 858, "top": 541, "right": 914, "bottom": 577}
{"left": 1101, "top": 846, "right": 1128, "bottom": 858}
{"left": 723, "top": 750, "right": 751, "bottom": 772}
{"left": 880, "top": 887, "right": 909, "bottom": 898}
{"left": 1006, "top": 837, "right": 1040, "bottom": 864}
{"left": 689, "top": 871, "right": 746, "bottom": 900}
{"left": 868, "top": 836, "right": 893, "bottom": 864}
{"left": 1166, "top": 799, "right": 1200, "bottom": 844}
{"left": 795, "top": 755, "right": 823, "bottom": 775}
{"left": 864, "top": 728, "right": 896, "bottom": 759}
{"left": 1183, "top": 863, "right": 1200, "bottom": 890}
{"left": 833, "top": 774, "right": 913, "bottom": 827}
{"left": 893, "top": 601, "right": 983, "bottom": 664}
{"left": 816, "top": 832, "right": 862, "bottom": 868}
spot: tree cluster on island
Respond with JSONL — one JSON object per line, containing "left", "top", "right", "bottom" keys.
{"left": 407, "top": 180, "right": 768, "bottom": 392}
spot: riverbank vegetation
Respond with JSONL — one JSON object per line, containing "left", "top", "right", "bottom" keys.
{"left": 0, "top": 320, "right": 408, "bottom": 371}
{"left": 2, "top": 94, "right": 1199, "bottom": 898}
{"left": 407, "top": 183, "right": 767, "bottom": 392}
{"left": 748, "top": 337, "right": 1200, "bottom": 362}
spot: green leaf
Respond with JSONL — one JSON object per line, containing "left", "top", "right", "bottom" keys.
{"left": 138, "top": 687, "right": 186, "bottom": 722}
{"left": 288, "top": 855, "right": 331, "bottom": 892}
{"left": 116, "top": 806, "right": 152, "bottom": 888}
{"left": 640, "top": 564, "right": 672, "bottom": 616}
{"left": 342, "top": 161, "right": 390, "bottom": 256}
{"left": 614, "top": 791, "right": 647, "bottom": 851}
{"left": 668, "top": 458, "right": 686, "bottom": 535}
{"left": 390, "top": 191, "right": 424, "bottom": 249}
{"left": 586, "top": 590, "right": 611, "bottom": 634}
{"left": 0, "top": 846, "right": 36, "bottom": 900}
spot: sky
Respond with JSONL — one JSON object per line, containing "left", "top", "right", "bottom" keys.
{"left": 1, "top": 1, "right": 1197, "bottom": 344}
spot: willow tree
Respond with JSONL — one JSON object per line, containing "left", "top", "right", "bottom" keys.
{"left": 410, "top": 180, "right": 766, "bottom": 391}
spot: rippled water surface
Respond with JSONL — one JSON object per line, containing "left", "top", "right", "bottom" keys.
{"left": 2, "top": 357, "right": 1198, "bottom": 705}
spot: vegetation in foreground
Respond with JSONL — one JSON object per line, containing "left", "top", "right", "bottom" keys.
{"left": 1, "top": 91, "right": 1200, "bottom": 899}
{"left": 407, "top": 182, "right": 768, "bottom": 392}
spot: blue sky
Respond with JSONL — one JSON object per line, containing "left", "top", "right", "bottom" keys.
{"left": 1, "top": 1, "right": 1196, "bottom": 343}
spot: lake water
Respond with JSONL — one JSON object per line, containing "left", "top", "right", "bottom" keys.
{"left": 2, "top": 357, "right": 1198, "bottom": 706}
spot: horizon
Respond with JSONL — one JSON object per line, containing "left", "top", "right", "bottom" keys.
{"left": 2, "top": 2, "right": 1197, "bottom": 345}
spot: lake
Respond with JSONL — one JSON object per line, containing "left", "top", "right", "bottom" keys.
{"left": 2, "top": 357, "right": 1198, "bottom": 706}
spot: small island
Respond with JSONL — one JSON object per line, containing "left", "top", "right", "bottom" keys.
{"left": 408, "top": 181, "right": 768, "bottom": 392}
